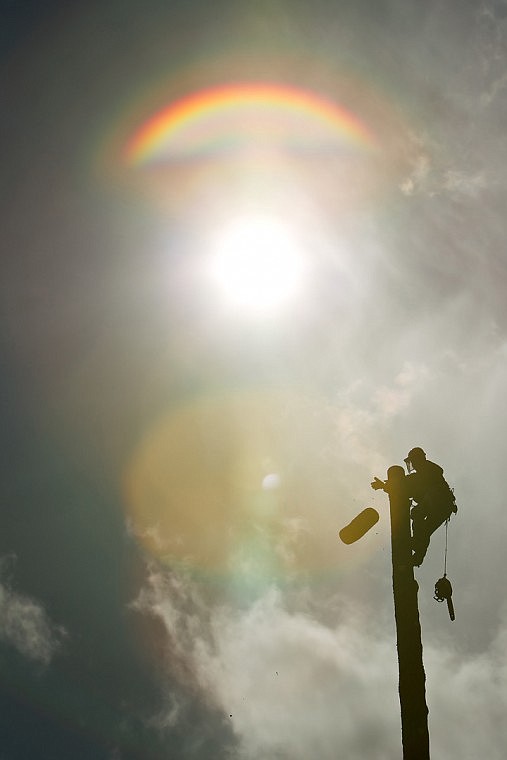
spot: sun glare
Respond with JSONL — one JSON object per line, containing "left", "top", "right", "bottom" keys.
{"left": 209, "top": 216, "right": 306, "bottom": 314}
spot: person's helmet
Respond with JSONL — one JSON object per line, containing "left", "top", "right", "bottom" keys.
{"left": 404, "top": 447, "right": 426, "bottom": 471}
{"left": 407, "top": 447, "right": 426, "bottom": 461}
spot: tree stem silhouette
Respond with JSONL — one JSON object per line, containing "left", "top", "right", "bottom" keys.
{"left": 387, "top": 465, "right": 430, "bottom": 760}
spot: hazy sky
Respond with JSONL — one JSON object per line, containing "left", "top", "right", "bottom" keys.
{"left": 1, "top": 1, "right": 507, "bottom": 758}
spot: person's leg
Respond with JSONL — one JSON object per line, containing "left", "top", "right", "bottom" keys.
{"left": 412, "top": 524, "right": 430, "bottom": 566}
{"left": 412, "top": 508, "right": 450, "bottom": 566}
{"left": 425, "top": 509, "right": 450, "bottom": 539}
{"left": 411, "top": 503, "right": 429, "bottom": 565}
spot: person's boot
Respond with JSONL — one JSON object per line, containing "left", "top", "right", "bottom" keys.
{"left": 411, "top": 537, "right": 429, "bottom": 567}
{"left": 412, "top": 551, "right": 424, "bottom": 567}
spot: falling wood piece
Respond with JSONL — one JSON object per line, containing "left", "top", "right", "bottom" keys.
{"left": 339, "top": 507, "right": 380, "bottom": 544}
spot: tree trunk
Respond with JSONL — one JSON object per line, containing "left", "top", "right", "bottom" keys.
{"left": 387, "top": 465, "right": 430, "bottom": 760}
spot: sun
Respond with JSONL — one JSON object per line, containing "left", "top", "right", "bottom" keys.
{"left": 209, "top": 215, "right": 306, "bottom": 314}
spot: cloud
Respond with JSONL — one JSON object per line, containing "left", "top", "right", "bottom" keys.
{"left": 373, "top": 361, "right": 431, "bottom": 418}
{"left": 442, "top": 169, "right": 488, "bottom": 198}
{"left": 132, "top": 565, "right": 400, "bottom": 760}
{"left": 132, "top": 563, "right": 507, "bottom": 760}
{"left": 399, "top": 146, "right": 488, "bottom": 200}
{"left": 0, "top": 556, "right": 66, "bottom": 666}
{"left": 400, "top": 151, "right": 431, "bottom": 196}
{"left": 480, "top": 70, "right": 507, "bottom": 106}
{"left": 425, "top": 613, "right": 507, "bottom": 760}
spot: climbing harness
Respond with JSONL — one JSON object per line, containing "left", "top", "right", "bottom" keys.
{"left": 434, "top": 518, "right": 455, "bottom": 621}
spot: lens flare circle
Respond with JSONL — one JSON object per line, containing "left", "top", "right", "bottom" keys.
{"left": 209, "top": 215, "right": 306, "bottom": 313}
{"left": 124, "top": 389, "right": 381, "bottom": 582}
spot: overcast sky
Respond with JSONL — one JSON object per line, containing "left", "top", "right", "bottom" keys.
{"left": 1, "top": 1, "right": 507, "bottom": 758}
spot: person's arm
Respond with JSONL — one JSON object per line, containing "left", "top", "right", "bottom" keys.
{"left": 371, "top": 476, "right": 387, "bottom": 491}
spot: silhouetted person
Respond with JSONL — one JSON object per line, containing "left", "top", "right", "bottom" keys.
{"left": 372, "top": 447, "right": 457, "bottom": 566}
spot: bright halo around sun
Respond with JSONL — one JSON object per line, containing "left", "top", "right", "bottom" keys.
{"left": 209, "top": 215, "right": 306, "bottom": 314}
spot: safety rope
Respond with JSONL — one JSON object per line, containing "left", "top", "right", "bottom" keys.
{"left": 434, "top": 516, "right": 455, "bottom": 620}
{"left": 434, "top": 489, "right": 457, "bottom": 620}
{"left": 443, "top": 517, "right": 449, "bottom": 577}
